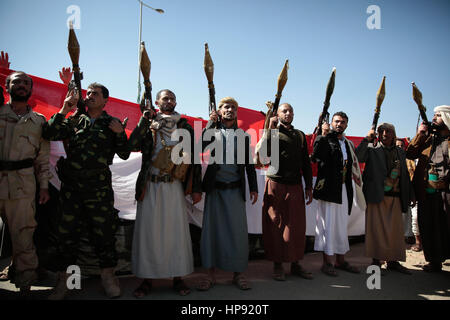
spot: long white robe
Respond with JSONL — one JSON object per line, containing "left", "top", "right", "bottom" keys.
{"left": 314, "top": 184, "right": 350, "bottom": 256}
{"left": 314, "top": 139, "right": 350, "bottom": 256}
{"left": 131, "top": 114, "right": 194, "bottom": 278}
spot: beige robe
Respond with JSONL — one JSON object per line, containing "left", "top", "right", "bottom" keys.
{"left": 365, "top": 196, "right": 406, "bottom": 261}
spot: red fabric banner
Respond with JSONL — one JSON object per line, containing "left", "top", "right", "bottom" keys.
{"left": 1, "top": 67, "right": 384, "bottom": 176}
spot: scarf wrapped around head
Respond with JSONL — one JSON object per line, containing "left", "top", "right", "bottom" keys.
{"left": 377, "top": 123, "right": 396, "bottom": 140}
{"left": 218, "top": 97, "right": 239, "bottom": 109}
{"left": 218, "top": 96, "right": 239, "bottom": 127}
{"left": 434, "top": 105, "right": 450, "bottom": 130}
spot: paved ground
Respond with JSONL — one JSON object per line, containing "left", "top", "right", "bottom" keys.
{"left": 0, "top": 242, "right": 449, "bottom": 301}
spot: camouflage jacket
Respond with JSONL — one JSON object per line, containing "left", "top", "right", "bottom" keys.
{"left": 42, "top": 111, "right": 129, "bottom": 171}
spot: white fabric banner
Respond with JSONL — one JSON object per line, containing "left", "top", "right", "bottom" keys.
{"left": 49, "top": 141, "right": 366, "bottom": 236}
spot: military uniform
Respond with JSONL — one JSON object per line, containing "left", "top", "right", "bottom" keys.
{"left": 0, "top": 104, "right": 50, "bottom": 287}
{"left": 42, "top": 111, "right": 128, "bottom": 270}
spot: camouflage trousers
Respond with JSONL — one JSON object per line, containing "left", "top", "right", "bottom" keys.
{"left": 54, "top": 182, "right": 119, "bottom": 271}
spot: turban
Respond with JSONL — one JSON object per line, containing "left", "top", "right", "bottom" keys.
{"left": 218, "top": 97, "right": 239, "bottom": 109}
{"left": 434, "top": 105, "right": 450, "bottom": 130}
{"left": 377, "top": 122, "right": 396, "bottom": 138}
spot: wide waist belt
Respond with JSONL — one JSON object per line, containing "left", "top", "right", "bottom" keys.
{"left": 426, "top": 188, "right": 448, "bottom": 194}
{"left": 215, "top": 180, "right": 241, "bottom": 190}
{"left": 150, "top": 174, "right": 173, "bottom": 183}
{"left": 384, "top": 191, "right": 400, "bottom": 198}
{"left": 0, "top": 158, "right": 34, "bottom": 171}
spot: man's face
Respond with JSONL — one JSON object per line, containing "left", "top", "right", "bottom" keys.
{"left": 277, "top": 104, "right": 294, "bottom": 125}
{"left": 219, "top": 103, "right": 237, "bottom": 121}
{"left": 379, "top": 128, "right": 395, "bottom": 146}
{"left": 432, "top": 112, "right": 446, "bottom": 129}
{"left": 156, "top": 91, "right": 177, "bottom": 114}
{"left": 331, "top": 115, "right": 348, "bottom": 134}
{"left": 85, "top": 87, "right": 107, "bottom": 110}
{"left": 395, "top": 139, "right": 405, "bottom": 150}
{"left": 7, "top": 73, "right": 32, "bottom": 102}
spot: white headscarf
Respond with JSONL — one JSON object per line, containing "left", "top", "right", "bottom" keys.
{"left": 434, "top": 105, "right": 450, "bottom": 130}
{"left": 344, "top": 136, "right": 366, "bottom": 211}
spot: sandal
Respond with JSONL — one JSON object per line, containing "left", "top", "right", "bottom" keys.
{"left": 173, "top": 278, "right": 191, "bottom": 296}
{"left": 272, "top": 268, "right": 286, "bottom": 281}
{"left": 321, "top": 263, "right": 338, "bottom": 277}
{"left": 0, "top": 265, "right": 14, "bottom": 282}
{"left": 291, "top": 264, "right": 313, "bottom": 280}
{"left": 0, "top": 269, "right": 9, "bottom": 282}
{"left": 133, "top": 280, "right": 152, "bottom": 298}
{"left": 387, "top": 262, "right": 412, "bottom": 275}
{"left": 371, "top": 261, "right": 387, "bottom": 276}
{"left": 196, "top": 277, "right": 215, "bottom": 291}
{"left": 335, "top": 261, "right": 360, "bottom": 274}
{"left": 232, "top": 274, "right": 251, "bottom": 290}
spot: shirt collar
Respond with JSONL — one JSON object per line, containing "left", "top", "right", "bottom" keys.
{"left": 219, "top": 121, "right": 238, "bottom": 130}
{"left": 4, "top": 104, "right": 37, "bottom": 122}
{"left": 278, "top": 123, "right": 295, "bottom": 133}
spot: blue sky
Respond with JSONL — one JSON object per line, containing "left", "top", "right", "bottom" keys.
{"left": 1, "top": 0, "right": 449, "bottom": 138}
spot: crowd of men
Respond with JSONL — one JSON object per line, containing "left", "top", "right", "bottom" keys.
{"left": 0, "top": 54, "right": 449, "bottom": 299}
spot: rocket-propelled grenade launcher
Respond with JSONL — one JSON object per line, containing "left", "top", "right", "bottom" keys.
{"left": 314, "top": 67, "right": 336, "bottom": 135}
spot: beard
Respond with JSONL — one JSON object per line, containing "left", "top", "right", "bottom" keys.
{"left": 10, "top": 88, "right": 31, "bottom": 102}
{"left": 222, "top": 112, "right": 235, "bottom": 121}
{"left": 332, "top": 127, "right": 345, "bottom": 134}
{"left": 381, "top": 138, "right": 394, "bottom": 146}
{"left": 279, "top": 118, "right": 292, "bottom": 126}
{"left": 433, "top": 121, "right": 446, "bottom": 130}
{"left": 160, "top": 104, "right": 175, "bottom": 113}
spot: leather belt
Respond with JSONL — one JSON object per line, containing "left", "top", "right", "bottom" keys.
{"left": 150, "top": 174, "right": 173, "bottom": 183}
{"left": 426, "top": 188, "right": 447, "bottom": 194}
{"left": 0, "top": 158, "right": 34, "bottom": 171}
{"left": 384, "top": 191, "right": 400, "bottom": 198}
{"left": 215, "top": 180, "right": 241, "bottom": 190}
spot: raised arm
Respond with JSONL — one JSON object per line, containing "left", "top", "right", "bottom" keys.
{"left": 300, "top": 131, "right": 313, "bottom": 191}
{"left": 355, "top": 128, "right": 376, "bottom": 163}
{"left": 109, "top": 118, "right": 129, "bottom": 160}
{"left": 406, "top": 123, "right": 430, "bottom": 160}
{"left": 311, "top": 134, "right": 329, "bottom": 163}
{"left": 42, "top": 89, "right": 78, "bottom": 141}
{"left": 127, "top": 115, "right": 153, "bottom": 153}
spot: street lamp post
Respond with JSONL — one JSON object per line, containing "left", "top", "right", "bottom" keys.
{"left": 137, "top": 0, "right": 164, "bottom": 103}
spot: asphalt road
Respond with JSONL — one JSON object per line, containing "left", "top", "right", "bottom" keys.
{"left": 1, "top": 242, "right": 449, "bottom": 301}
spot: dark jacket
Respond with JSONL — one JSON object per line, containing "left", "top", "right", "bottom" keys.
{"left": 127, "top": 115, "right": 202, "bottom": 201}
{"left": 356, "top": 138, "right": 414, "bottom": 213}
{"left": 201, "top": 120, "right": 258, "bottom": 201}
{"left": 406, "top": 132, "right": 450, "bottom": 202}
{"left": 266, "top": 125, "right": 313, "bottom": 188}
{"left": 311, "top": 131, "right": 354, "bottom": 215}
